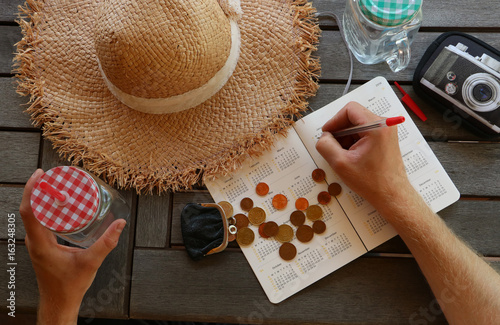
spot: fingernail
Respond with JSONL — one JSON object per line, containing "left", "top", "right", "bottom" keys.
{"left": 29, "top": 169, "right": 39, "bottom": 180}
{"left": 116, "top": 220, "right": 126, "bottom": 233}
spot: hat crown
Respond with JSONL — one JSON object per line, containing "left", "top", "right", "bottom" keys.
{"left": 94, "top": 0, "right": 232, "bottom": 101}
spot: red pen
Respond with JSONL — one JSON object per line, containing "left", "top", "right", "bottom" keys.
{"left": 394, "top": 82, "right": 427, "bottom": 122}
{"left": 331, "top": 116, "right": 405, "bottom": 138}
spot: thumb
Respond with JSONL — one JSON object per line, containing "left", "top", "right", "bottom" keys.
{"left": 316, "top": 132, "right": 347, "bottom": 170}
{"left": 86, "top": 219, "right": 126, "bottom": 264}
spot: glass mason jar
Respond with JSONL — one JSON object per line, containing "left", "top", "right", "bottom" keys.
{"left": 30, "top": 166, "right": 130, "bottom": 248}
{"left": 343, "top": 0, "right": 423, "bottom": 72}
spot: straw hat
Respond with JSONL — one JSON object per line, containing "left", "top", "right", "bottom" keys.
{"left": 15, "top": 0, "right": 320, "bottom": 193}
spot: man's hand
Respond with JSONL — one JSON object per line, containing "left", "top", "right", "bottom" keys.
{"left": 316, "top": 101, "right": 413, "bottom": 209}
{"left": 19, "top": 169, "right": 127, "bottom": 325}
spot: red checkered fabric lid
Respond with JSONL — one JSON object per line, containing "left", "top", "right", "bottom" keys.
{"left": 30, "top": 166, "right": 100, "bottom": 233}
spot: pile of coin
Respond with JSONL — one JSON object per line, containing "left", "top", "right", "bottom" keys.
{"left": 218, "top": 169, "right": 343, "bottom": 261}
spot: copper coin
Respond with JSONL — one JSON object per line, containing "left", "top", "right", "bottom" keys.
{"left": 228, "top": 233, "right": 237, "bottom": 242}
{"left": 295, "top": 197, "right": 309, "bottom": 211}
{"left": 217, "top": 201, "right": 234, "bottom": 219}
{"left": 236, "top": 227, "right": 255, "bottom": 246}
{"left": 240, "top": 197, "right": 254, "bottom": 211}
{"left": 248, "top": 207, "right": 266, "bottom": 225}
{"left": 263, "top": 221, "right": 279, "bottom": 237}
{"left": 256, "top": 182, "right": 270, "bottom": 196}
{"left": 234, "top": 213, "right": 249, "bottom": 229}
{"left": 259, "top": 223, "right": 270, "bottom": 238}
{"left": 328, "top": 183, "right": 342, "bottom": 197}
{"left": 276, "top": 224, "right": 294, "bottom": 243}
{"left": 296, "top": 225, "right": 314, "bottom": 243}
{"left": 317, "top": 191, "right": 331, "bottom": 205}
{"left": 290, "top": 210, "right": 306, "bottom": 227}
{"left": 272, "top": 194, "right": 288, "bottom": 210}
{"left": 312, "top": 220, "right": 326, "bottom": 234}
{"left": 312, "top": 168, "right": 326, "bottom": 182}
{"left": 306, "top": 205, "right": 323, "bottom": 221}
{"left": 279, "top": 242, "right": 297, "bottom": 261}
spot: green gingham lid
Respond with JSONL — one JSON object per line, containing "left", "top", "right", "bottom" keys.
{"left": 359, "top": 0, "right": 422, "bottom": 26}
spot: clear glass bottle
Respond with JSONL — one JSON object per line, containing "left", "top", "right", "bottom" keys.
{"left": 343, "top": 0, "right": 423, "bottom": 72}
{"left": 30, "top": 166, "right": 130, "bottom": 248}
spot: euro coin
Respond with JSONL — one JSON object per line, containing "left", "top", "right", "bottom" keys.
{"left": 240, "top": 197, "right": 254, "bottom": 211}
{"left": 290, "top": 210, "right": 306, "bottom": 227}
{"left": 236, "top": 227, "right": 255, "bottom": 246}
{"left": 263, "top": 221, "right": 279, "bottom": 237}
{"left": 272, "top": 194, "right": 288, "bottom": 210}
{"left": 312, "top": 168, "right": 326, "bottom": 182}
{"left": 296, "top": 225, "right": 314, "bottom": 243}
{"left": 234, "top": 213, "right": 249, "bottom": 229}
{"left": 328, "top": 183, "right": 342, "bottom": 197}
{"left": 256, "top": 182, "right": 270, "bottom": 196}
{"left": 317, "top": 191, "right": 331, "bottom": 205}
{"left": 248, "top": 207, "right": 266, "bottom": 225}
{"left": 276, "top": 224, "right": 294, "bottom": 243}
{"left": 279, "top": 242, "right": 297, "bottom": 261}
{"left": 295, "top": 197, "right": 309, "bottom": 211}
{"left": 306, "top": 205, "right": 323, "bottom": 221}
{"left": 218, "top": 201, "right": 234, "bottom": 219}
{"left": 312, "top": 220, "right": 326, "bottom": 234}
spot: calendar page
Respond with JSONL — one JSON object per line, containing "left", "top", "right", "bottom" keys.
{"left": 295, "top": 76, "right": 460, "bottom": 217}
{"left": 204, "top": 76, "right": 460, "bottom": 303}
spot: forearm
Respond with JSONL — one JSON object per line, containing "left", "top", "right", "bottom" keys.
{"left": 374, "top": 185, "right": 500, "bottom": 325}
{"left": 37, "top": 295, "right": 80, "bottom": 325}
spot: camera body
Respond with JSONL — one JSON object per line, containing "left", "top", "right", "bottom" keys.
{"left": 415, "top": 33, "right": 500, "bottom": 136}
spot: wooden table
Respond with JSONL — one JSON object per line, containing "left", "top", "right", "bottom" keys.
{"left": 1, "top": 0, "right": 499, "bottom": 323}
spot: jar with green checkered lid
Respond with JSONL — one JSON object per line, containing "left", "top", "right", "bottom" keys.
{"left": 343, "top": 0, "right": 423, "bottom": 72}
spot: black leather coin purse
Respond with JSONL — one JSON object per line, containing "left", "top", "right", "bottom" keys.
{"left": 180, "top": 203, "right": 231, "bottom": 261}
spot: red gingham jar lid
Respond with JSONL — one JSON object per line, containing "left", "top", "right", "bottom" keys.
{"left": 30, "top": 166, "right": 100, "bottom": 233}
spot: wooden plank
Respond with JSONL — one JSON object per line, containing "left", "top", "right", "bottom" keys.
{"left": 313, "top": 0, "right": 500, "bottom": 29}
{"left": 2, "top": 0, "right": 500, "bottom": 28}
{"left": 309, "top": 83, "right": 493, "bottom": 142}
{"left": 0, "top": 131, "right": 39, "bottom": 183}
{"left": 316, "top": 31, "right": 500, "bottom": 82}
{"left": 0, "top": 77, "right": 35, "bottom": 129}
{"left": 130, "top": 249, "right": 500, "bottom": 323}
{"left": 135, "top": 193, "right": 172, "bottom": 248}
{"left": 0, "top": 243, "right": 39, "bottom": 312}
{"left": 430, "top": 142, "right": 500, "bottom": 197}
{"left": 0, "top": 185, "right": 26, "bottom": 240}
{"left": 0, "top": 26, "right": 20, "bottom": 75}
{"left": 0, "top": 0, "right": 21, "bottom": 22}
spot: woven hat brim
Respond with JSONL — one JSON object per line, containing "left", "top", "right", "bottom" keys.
{"left": 15, "top": 0, "right": 321, "bottom": 193}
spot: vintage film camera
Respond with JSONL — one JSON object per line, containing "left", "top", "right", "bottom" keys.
{"left": 414, "top": 33, "right": 500, "bottom": 136}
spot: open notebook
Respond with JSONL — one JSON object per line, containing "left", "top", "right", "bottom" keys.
{"left": 204, "top": 76, "right": 460, "bottom": 303}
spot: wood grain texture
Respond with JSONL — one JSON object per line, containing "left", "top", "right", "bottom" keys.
{"left": 316, "top": 31, "right": 500, "bottom": 81}
{"left": 0, "top": 26, "right": 19, "bottom": 75}
{"left": 2, "top": 0, "right": 500, "bottom": 28}
{"left": 0, "top": 185, "right": 26, "bottom": 240}
{"left": 130, "top": 249, "right": 500, "bottom": 323}
{"left": 135, "top": 193, "right": 172, "bottom": 248}
{"left": 0, "top": 131, "right": 39, "bottom": 183}
{"left": 429, "top": 142, "right": 500, "bottom": 197}
{"left": 0, "top": 77, "right": 34, "bottom": 129}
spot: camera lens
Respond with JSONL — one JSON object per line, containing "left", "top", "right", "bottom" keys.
{"left": 472, "top": 83, "right": 493, "bottom": 102}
